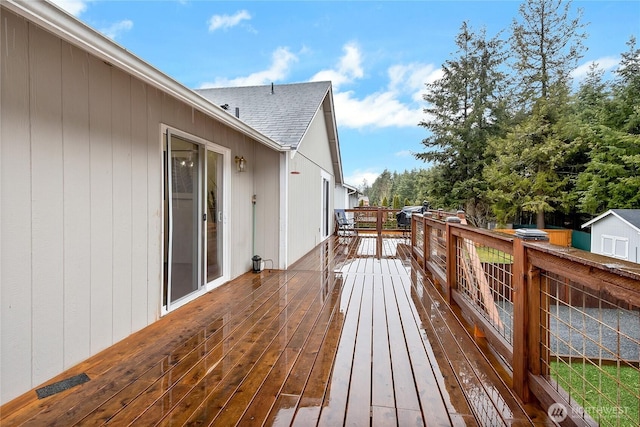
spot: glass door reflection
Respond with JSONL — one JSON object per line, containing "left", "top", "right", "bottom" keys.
{"left": 206, "top": 150, "right": 223, "bottom": 283}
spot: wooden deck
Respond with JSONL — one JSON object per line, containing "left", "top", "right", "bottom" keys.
{"left": 0, "top": 235, "right": 550, "bottom": 426}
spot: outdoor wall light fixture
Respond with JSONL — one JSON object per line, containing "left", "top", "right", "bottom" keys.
{"left": 235, "top": 156, "right": 246, "bottom": 172}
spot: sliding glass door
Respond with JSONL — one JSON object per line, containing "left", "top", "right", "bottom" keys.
{"left": 163, "top": 127, "right": 229, "bottom": 312}
{"left": 166, "top": 133, "right": 201, "bottom": 306}
{"left": 206, "top": 150, "right": 223, "bottom": 283}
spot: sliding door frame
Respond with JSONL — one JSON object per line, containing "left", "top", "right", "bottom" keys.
{"left": 161, "top": 124, "right": 230, "bottom": 315}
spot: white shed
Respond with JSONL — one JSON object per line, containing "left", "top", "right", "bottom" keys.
{"left": 581, "top": 209, "right": 640, "bottom": 263}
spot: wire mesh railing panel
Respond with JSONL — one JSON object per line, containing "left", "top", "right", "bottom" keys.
{"left": 456, "top": 239, "right": 514, "bottom": 344}
{"left": 429, "top": 226, "right": 447, "bottom": 273}
{"left": 540, "top": 271, "right": 640, "bottom": 426}
{"left": 353, "top": 209, "right": 376, "bottom": 231}
{"left": 415, "top": 220, "right": 424, "bottom": 252}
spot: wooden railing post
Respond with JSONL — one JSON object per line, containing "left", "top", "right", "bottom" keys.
{"left": 410, "top": 215, "right": 417, "bottom": 248}
{"left": 376, "top": 208, "right": 382, "bottom": 258}
{"left": 512, "top": 236, "right": 529, "bottom": 402}
{"left": 423, "top": 217, "right": 430, "bottom": 267}
{"left": 513, "top": 229, "right": 549, "bottom": 403}
{"left": 527, "top": 263, "right": 543, "bottom": 378}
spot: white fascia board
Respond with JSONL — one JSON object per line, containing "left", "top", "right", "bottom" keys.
{"left": 581, "top": 209, "right": 640, "bottom": 234}
{"left": 4, "top": 0, "right": 284, "bottom": 153}
{"left": 293, "top": 85, "right": 343, "bottom": 185}
{"left": 324, "top": 86, "right": 344, "bottom": 185}
{"left": 581, "top": 209, "right": 613, "bottom": 229}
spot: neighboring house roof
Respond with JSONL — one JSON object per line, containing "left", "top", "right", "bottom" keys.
{"left": 581, "top": 209, "right": 640, "bottom": 233}
{"left": 3, "top": 0, "right": 283, "bottom": 152}
{"left": 342, "top": 183, "right": 360, "bottom": 194}
{"left": 196, "top": 82, "right": 344, "bottom": 184}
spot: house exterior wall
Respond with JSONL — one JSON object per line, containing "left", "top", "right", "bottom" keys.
{"left": 591, "top": 215, "right": 640, "bottom": 262}
{"left": 286, "top": 107, "right": 335, "bottom": 265}
{"left": 334, "top": 186, "right": 359, "bottom": 210}
{"left": 0, "top": 8, "right": 278, "bottom": 404}
{"left": 249, "top": 143, "right": 281, "bottom": 268}
{"left": 335, "top": 185, "right": 348, "bottom": 209}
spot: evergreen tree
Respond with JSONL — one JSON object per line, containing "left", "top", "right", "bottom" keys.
{"left": 392, "top": 195, "right": 401, "bottom": 209}
{"left": 394, "top": 169, "right": 418, "bottom": 204}
{"left": 576, "top": 38, "right": 640, "bottom": 214}
{"left": 510, "top": 0, "right": 586, "bottom": 105}
{"left": 369, "top": 169, "right": 393, "bottom": 207}
{"left": 486, "top": 0, "right": 587, "bottom": 227}
{"left": 608, "top": 36, "right": 640, "bottom": 135}
{"left": 416, "top": 21, "right": 506, "bottom": 226}
{"left": 485, "top": 93, "right": 577, "bottom": 226}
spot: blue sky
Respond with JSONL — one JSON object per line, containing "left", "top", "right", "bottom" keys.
{"left": 52, "top": 0, "right": 639, "bottom": 188}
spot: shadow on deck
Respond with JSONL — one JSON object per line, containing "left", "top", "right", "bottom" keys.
{"left": 0, "top": 235, "right": 551, "bottom": 426}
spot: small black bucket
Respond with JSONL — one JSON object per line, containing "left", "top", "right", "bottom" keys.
{"left": 252, "top": 255, "right": 262, "bottom": 273}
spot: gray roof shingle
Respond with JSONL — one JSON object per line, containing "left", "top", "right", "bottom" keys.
{"left": 195, "top": 81, "right": 332, "bottom": 149}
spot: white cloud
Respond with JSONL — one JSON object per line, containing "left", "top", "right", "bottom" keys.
{"left": 395, "top": 150, "right": 413, "bottom": 157}
{"left": 572, "top": 56, "right": 620, "bottom": 80}
{"left": 311, "top": 42, "right": 363, "bottom": 89}
{"left": 208, "top": 10, "right": 251, "bottom": 32}
{"left": 199, "top": 41, "right": 438, "bottom": 129}
{"left": 199, "top": 47, "right": 298, "bottom": 88}
{"left": 334, "top": 90, "right": 424, "bottom": 128}
{"left": 49, "top": 0, "right": 132, "bottom": 40}
{"left": 388, "top": 63, "right": 443, "bottom": 102}
{"left": 100, "top": 20, "right": 133, "bottom": 40}
{"left": 49, "top": 0, "right": 89, "bottom": 16}
{"left": 345, "top": 169, "right": 380, "bottom": 188}
{"left": 310, "top": 43, "right": 439, "bottom": 129}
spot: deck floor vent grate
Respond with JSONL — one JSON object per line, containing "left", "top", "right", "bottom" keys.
{"left": 36, "top": 373, "right": 90, "bottom": 399}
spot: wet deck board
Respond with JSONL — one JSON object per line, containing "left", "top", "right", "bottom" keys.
{"left": 0, "top": 235, "right": 547, "bottom": 426}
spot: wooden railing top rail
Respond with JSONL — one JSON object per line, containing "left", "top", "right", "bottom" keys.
{"left": 524, "top": 240, "right": 640, "bottom": 307}
{"left": 523, "top": 240, "right": 640, "bottom": 281}
{"left": 447, "top": 222, "right": 515, "bottom": 255}
{"left": 416, "top": 214, "right": 447, "bottom": 231}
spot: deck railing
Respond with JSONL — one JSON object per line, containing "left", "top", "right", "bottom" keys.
{"left": 410, "top": 212, "right": 640, "bottom": 427}
{"left": 343, "top": 207, "right": 408, "bottom": 234}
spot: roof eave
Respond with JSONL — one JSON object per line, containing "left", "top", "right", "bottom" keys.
{"left": 581, "top": 210, "right": 612, "bottom": 229}
{"left": 292, "top": 83, "right": 343, "bottom": 184}
{"left": 4, "top": 0, "right": 285, "bottom": 153}
{"left": 322, "top": 85, "right": 344, "bottom": 185}
{"left": 581, "top": 209, "right": 640, "bottom": 233}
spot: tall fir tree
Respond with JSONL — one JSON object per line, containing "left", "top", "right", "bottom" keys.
{"left": 486, "top": 0, "right": 587, "bottom": 228}
{"left": 416, "top": 21, "right": 506, "bottom": 226}
{"left": 510, "top": 0, "right": 586, "bottom": 105}
{"left": 576, "top": 37, "right": 640, "bottom": 214}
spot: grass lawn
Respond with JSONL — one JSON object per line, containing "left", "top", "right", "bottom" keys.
{"left": 474, "top": 245, "right": 513, "bottom": 264}
{"left": 551, "top": 361, "right": 639, "bottom": 426}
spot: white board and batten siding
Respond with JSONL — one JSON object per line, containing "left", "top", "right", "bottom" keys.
{"left": 0, "top": 8, "right": 275, "bottom": 404}
{"left": 251, "top": 143, "right": 281, "bottom": 270}
{"left": 0, "top": 13, "right": 161, "bottom": 403}
{"left": 592, "top": 215, "right": 640, "bottom": 262}
{"left": 2, "top": 9, "right": 34, "bottom": 405}
{"left": 286, "top": 103, "right": 335, "bottom": 265}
